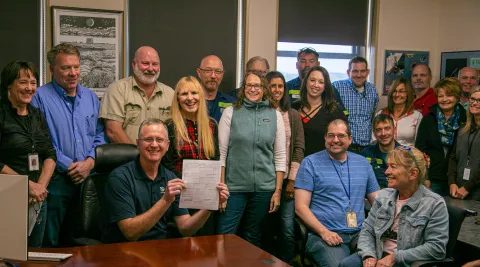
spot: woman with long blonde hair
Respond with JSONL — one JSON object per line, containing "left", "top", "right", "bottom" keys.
{"left": 162, "top": 76, "right": 219, "bottom": 235}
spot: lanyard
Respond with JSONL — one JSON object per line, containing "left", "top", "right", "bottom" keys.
{"left": 467, "top": 127, "right": 480, "bottom": 166}
{"left": 330, "top": 157, "right": 351, "bottom": 208}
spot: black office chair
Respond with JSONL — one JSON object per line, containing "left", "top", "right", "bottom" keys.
{"left": 411, "top": 204, "right": 467, "bottom": 267}
{"left": 294, "top": 199, "right": 371, "bottom": 267}
{"left": 70, "top": 143, "right": 139, "bottom": 246}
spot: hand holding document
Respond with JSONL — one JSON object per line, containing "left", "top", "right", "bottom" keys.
{"left": 180, "top": 160, "right": 221, "bottom": 210}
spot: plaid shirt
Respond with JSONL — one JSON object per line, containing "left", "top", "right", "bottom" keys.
{"left": 332, "top": 79, "right": 379, "bottom": 146}
{"left": 162, "top": 118, "right": 219, "bottom": 177}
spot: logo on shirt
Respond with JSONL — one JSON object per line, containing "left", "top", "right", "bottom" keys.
{"left": 159, "top": 186, "right": 165, "bottom": 193}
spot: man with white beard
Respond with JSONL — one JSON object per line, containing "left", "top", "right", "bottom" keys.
{"left": 100, "top": 46, "right": 174, "bottom": 143}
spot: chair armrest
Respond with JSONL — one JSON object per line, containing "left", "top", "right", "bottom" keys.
{"left": 72, "top": 237, "right": 104, "bottom": 246}
{"left": 411, "top": 258, "right": 454, "bottom": 267}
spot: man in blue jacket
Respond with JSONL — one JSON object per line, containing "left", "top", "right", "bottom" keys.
{"left": 360, "top": 114, "right": 401, "bottom": 188}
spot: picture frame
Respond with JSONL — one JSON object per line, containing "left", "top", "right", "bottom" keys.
{"left": 383, "top": 50, "right": 429, "bottom": 95}
{"left": 440, "top": 50, "right": 480, "bottom": 79}
{"left": 52, "top": 6, "right": 123, "bottom": 97}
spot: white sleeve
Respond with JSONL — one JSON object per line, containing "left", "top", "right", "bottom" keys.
{"left": 371, "top": 110, "right": 382, "bottom": 143}
{"left": 414, "top": 111, "right": 423, "bottom": 141}
{"left": 274, "top": 110, "right": 287, "bottom": 172}
{"left": 218, "top": 107, "right": 233, "bottom": 167}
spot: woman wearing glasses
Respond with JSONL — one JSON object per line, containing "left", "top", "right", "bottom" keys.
{"left": 448, "top": 87, "right": 480, "bottom": 200}
{"left": 292, "top": 66, "right": 347, "bottom": 157}
{"left": 415, "top": 78, "right": 466, "bottom": 196}
{"left": 162, "top": 76, "right": 219, "bottom": 235}
{"left": 217, "top": 71, "right": 286, "bottom": 248}
{"left": 374, "top": 78, "right": 422, "bottom": 147}
{"left": 265, "top": 71, "right": 304, "bottom": 264}
{"left": 0, "top": 61, "right": 57, "bottom": 247}
{"left": 340, "top": 146, "right": 448, "bottom": 267}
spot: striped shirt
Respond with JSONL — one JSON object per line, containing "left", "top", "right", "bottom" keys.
{"left": 332, "top": 79, "right": 379, "bottom": 146}
{"left": 295, "top": 150, "right": 379, "bottom": 233}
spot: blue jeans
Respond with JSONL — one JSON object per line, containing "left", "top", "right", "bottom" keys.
{"left": 28, "top": 201, "right": 47, "bottom": 248}
{"left": 278, "top": 180, "right": 295, "bottom": 264}
{"left": 306, "top": 231, "right": 359, "bottom": 267}
{"left": 431, "top": 181, "right": 449, "bottom": 196}
{"left": 339, "top": 252, "right": 363, "bottom": 267}
{"left": 217, "top": 192, "right": 272, "bottom": 247}
{"left": 42, "top": 174, "right": 78, "bottom": 248}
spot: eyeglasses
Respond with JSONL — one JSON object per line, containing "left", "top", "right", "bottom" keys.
{"left": 199, "top": 68, "right": 224, "bottom": 75}
{"left": 325, "top": 133, "right": 349, "bottom": 140}
{"left": 469, "top": 97, "right": 480, "bottom": 105}
{"left": 397, "top": 146, "right": 420, "bottom": 172}
{"left": 245, "top": 84, "right": 262, "bottom": 90}
{"left": 139, "top": 137, "right": 169, "bottom": 144}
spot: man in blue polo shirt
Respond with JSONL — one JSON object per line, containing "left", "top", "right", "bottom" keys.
{"left": 332, "top": 56, "right": 379, "bottom": 153}
{"left": 196, "top": 55, "right": 236, "bottom": 122}
{"left": 360, "top": 114, "right": 401, "bottom": 188}
{"left": 295, "top": 119, "right": 379, "bottom": 267}
{"left": 102, "top": 119, "right": 229, "bottom": 243}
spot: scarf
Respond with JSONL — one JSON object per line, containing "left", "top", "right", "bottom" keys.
{"left": 437, "top": 105, "right": 460, "bottom": 146}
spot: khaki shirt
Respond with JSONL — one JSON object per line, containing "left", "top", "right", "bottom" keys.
{"left": 99, "top": 76, "right": 174, "bottom": 142}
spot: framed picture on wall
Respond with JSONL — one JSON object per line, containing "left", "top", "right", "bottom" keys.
{"left": 52, "top": 6, "right": 123, "bottom": 97}
{"left": 440, "top": 50, "right": 480, "bottom": 79}
{"left": 383, "top": 50, "right": 429, "bottom": 95}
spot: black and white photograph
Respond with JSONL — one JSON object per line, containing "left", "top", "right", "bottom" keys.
{"left": 52, "top": 6, "right": 123, "bottom": 97}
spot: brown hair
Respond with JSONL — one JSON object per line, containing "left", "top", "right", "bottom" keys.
{"left": 387, "top": 78, "right": 415, "bottom": 116}
{"left": 235, "top": 71, "right": 276, "bottom": 109}
{"left": 433, "top": 77, "right": 462, "bottom": 101}
{"left": 47, "top": 43, "right": 80, "bottom": 66}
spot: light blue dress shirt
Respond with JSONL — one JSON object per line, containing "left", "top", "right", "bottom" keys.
{"left": 31, "top": 80, "right": 106, "bottom": 172}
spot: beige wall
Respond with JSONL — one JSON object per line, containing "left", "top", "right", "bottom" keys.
{"left": 244, "top": 0, "right": 278, "bottom": 71}
{"left": 437, "top": 0, "right": 480, "bottom": 52}
{"left": 374, "top": 0, "right": 440, "bottom": 109}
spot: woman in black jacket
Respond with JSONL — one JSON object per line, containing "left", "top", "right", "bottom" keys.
{"left": 415, "top": 78, "right": 466, "bottom": 196}
{"left": 0, "top": 61, "right": 57, "bottom": 247}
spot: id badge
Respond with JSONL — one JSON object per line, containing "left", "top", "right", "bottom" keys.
{"left": 463, "top": 168, "right": 471, "bottom": 181}
{"left": 346, "top": 211, "right": 358, "bottom": 228}
{"left": 28, "top": 153, "right": 40, "bottom": 171}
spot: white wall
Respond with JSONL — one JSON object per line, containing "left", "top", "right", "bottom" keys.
{"left": 374, "top": 0, "right": 440, "bottom": 109}
{"left": 244, "top": 0, "right": 278, "bottom": 70}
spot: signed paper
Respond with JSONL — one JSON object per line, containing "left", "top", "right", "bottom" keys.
{"left": 180, "top": 160, "right": 221, "bottom": 210}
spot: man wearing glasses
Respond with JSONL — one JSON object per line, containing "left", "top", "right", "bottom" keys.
{"left": 197, "top": 55, "right": 236, "bottom": 122}
{"left": 333, "top": 56, "right": 379, "bottom": 153}
{"left": 295, "top": 119, "right": 379, "bottom": 267}
{"left": 100, "top": 46, "right": 174, "bottom": 143}
{"left": 102, "top": 119, "right": 229, "bottom": 243}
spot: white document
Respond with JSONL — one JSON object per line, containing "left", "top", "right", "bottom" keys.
{"left": 180, "top": 160, "right": 221, "bottom": 210}
{"left": 28, "top": 202, "right": 42, "bottom": 236}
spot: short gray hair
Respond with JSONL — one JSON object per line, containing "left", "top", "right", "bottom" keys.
{"left": 138, "top": 118, "right": 169, "bottom": 139}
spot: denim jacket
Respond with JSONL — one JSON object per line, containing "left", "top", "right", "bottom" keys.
{"left": 357, "top": 185, "right": 448, "bottom": 267}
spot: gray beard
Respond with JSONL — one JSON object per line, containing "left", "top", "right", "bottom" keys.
{"left": 134, "top": 67, "right": 159, "bottom": 85}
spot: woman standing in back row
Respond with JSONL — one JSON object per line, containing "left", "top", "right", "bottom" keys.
{"left": 292, "top": 66, "right": 347, "bottom": 156}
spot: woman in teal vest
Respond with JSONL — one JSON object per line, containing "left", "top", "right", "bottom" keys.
{"left": 216, "top": 71, "right": 287, "bottom": 247}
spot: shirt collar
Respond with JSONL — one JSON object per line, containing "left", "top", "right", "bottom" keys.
{"left": 373, "top": 140, "right": 401, "bottom": 154}
{"left": 52, "top": 79, "right": 83, "bottom": 98}
{"left": 134, "top": 155, "right": 166, "bottom": 182}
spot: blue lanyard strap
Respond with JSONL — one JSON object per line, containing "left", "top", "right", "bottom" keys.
{"left": 330, "top": 157, "right": 351, "bottom": 202}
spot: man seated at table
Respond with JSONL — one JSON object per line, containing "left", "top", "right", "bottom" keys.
{"left": 360, "top": 114, "right": 401, "bottom": 188}
{"left": 295, "top": 119, "right": 380, "bottom": 267}
{"left": 101, "top": 118, "right": 229, "bottom": 243}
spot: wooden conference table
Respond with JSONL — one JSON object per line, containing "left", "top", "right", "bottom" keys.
{"left": 14, "top": 234, "right": 289, "bottom": 267}
{"left": 444, "top": 196, "right": 480, "bottom": 248}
